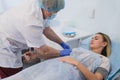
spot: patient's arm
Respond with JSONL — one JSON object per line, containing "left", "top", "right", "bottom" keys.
{"left": 60, "top": 56, "right": 103, "bottom": 80}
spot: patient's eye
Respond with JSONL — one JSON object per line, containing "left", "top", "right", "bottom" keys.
{"left": 92, "top": 36, "right": 98, "bottom": 40}
{"left": 92, "top": 37, "right": 94, "bottom": 39}
{"left": 95, "top": 37, "right": 99, "bottom": 40}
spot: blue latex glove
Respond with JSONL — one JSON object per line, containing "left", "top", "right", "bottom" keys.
{"left": 60, "top": 49, "right": 72, "bottom": 56}
{"left": 60, "top": 42, "right": 71, "bottom": 49}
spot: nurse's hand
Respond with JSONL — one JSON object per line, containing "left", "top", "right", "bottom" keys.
{"left": 60, "top": 42, "right": 71, "bottom": 49}
{"left": 60, "top": 49, "right": 72, "bottom": 56}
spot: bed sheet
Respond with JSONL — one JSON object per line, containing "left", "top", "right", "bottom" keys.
{"left": 2, "top": 47, "right": 101, "bottom": 80}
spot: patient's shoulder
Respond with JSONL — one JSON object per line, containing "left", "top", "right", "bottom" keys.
{"left": 99, "top": 55, "right": 110, "bottom": 71}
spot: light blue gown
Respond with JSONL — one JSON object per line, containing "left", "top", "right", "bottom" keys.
{"left": 2, "top": 47, "right": 101, "bottom": 80}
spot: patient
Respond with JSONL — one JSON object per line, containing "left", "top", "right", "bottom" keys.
{"left": 1, "top": 32, "right": 111, "bottom": 80}
{"left": 59, "top": 32, "right": 111, "bottom": 80}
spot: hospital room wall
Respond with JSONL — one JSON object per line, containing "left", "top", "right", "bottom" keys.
{"left": 56, "top": 0, "right": 120, "bottom": 42}
{"left": 0, "top": 0, "right": 29, "bottom": 14}
{"left": 0, "top": 0, "right": 120, "bottom": 42}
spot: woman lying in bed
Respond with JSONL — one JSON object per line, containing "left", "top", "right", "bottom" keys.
{"left": 1, "top": 32, "right": 111, "bottom": 80}
{"left": 60, "top": 32, "right": 111, "bottom": 80}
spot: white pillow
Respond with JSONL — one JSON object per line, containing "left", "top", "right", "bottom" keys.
{"left": 108, "top": 41, "right": 120, "bottom": 80}
{"left": 79, "top": 36, "right": 92, "bottom": 50}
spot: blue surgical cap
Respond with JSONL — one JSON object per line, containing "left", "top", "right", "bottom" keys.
{"left": 36, "top": 0, "right": 65, "bottom": 12}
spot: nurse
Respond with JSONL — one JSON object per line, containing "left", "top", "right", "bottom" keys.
{"left": 0, "top": 0, "right": 71, "bottom": 79}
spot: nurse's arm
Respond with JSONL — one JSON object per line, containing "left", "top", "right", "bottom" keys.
{"left": 43, "top": 27, "right": 63, "bottom": 44}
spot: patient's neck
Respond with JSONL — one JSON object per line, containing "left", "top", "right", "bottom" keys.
{"left": 91, "top": 48, "right": 102, "bottom": 55}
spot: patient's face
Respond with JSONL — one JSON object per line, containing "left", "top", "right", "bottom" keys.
{"left": 90, "top": 34, "right": 107, "bottom": 50}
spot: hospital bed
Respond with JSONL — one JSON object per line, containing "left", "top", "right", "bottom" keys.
{"left": 23, "top": 26, "right": 120, "bottom": 80}
{"left": 40, "top": 25, "right": 120, "bottom": 80}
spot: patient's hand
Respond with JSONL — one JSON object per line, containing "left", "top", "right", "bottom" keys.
{"left": 59, "top": 56, "right": 80, "bottom": 66}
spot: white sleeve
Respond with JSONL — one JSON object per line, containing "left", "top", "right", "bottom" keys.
{"left": 99, "top": 56, "right": 110, "bottom": 71}
{"left": 17, "top": 25, "right": 46, "bottom": 48}
{"left": 95, "top": 56, "right": 110, "bottom": 80}
{"left": 43, "top": 19, "right": 51, "bottom": 29}
{"left": 16, "top": 2, "right": 46, "bottom": 48}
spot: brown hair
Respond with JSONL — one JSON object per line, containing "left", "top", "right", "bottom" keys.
{"left": 96, "top": 32, "right": 111, "bottom": 57}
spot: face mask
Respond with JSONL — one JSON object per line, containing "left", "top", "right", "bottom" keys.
{"left": 47, "top": 13, "right": 57, "bottom": 20}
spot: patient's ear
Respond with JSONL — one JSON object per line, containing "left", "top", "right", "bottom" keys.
{"left": 102, "top": 42, "right": 107, "bottom": 47}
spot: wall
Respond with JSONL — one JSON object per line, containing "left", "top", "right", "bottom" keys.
{"left": 0, "top": 0, "right": 28, "bottom": 14}
{"left": 55, "top": 0, "right": 120, "bottom": 42}
{"left": 0, "top": 0, "right": 119, "bottom": 42}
